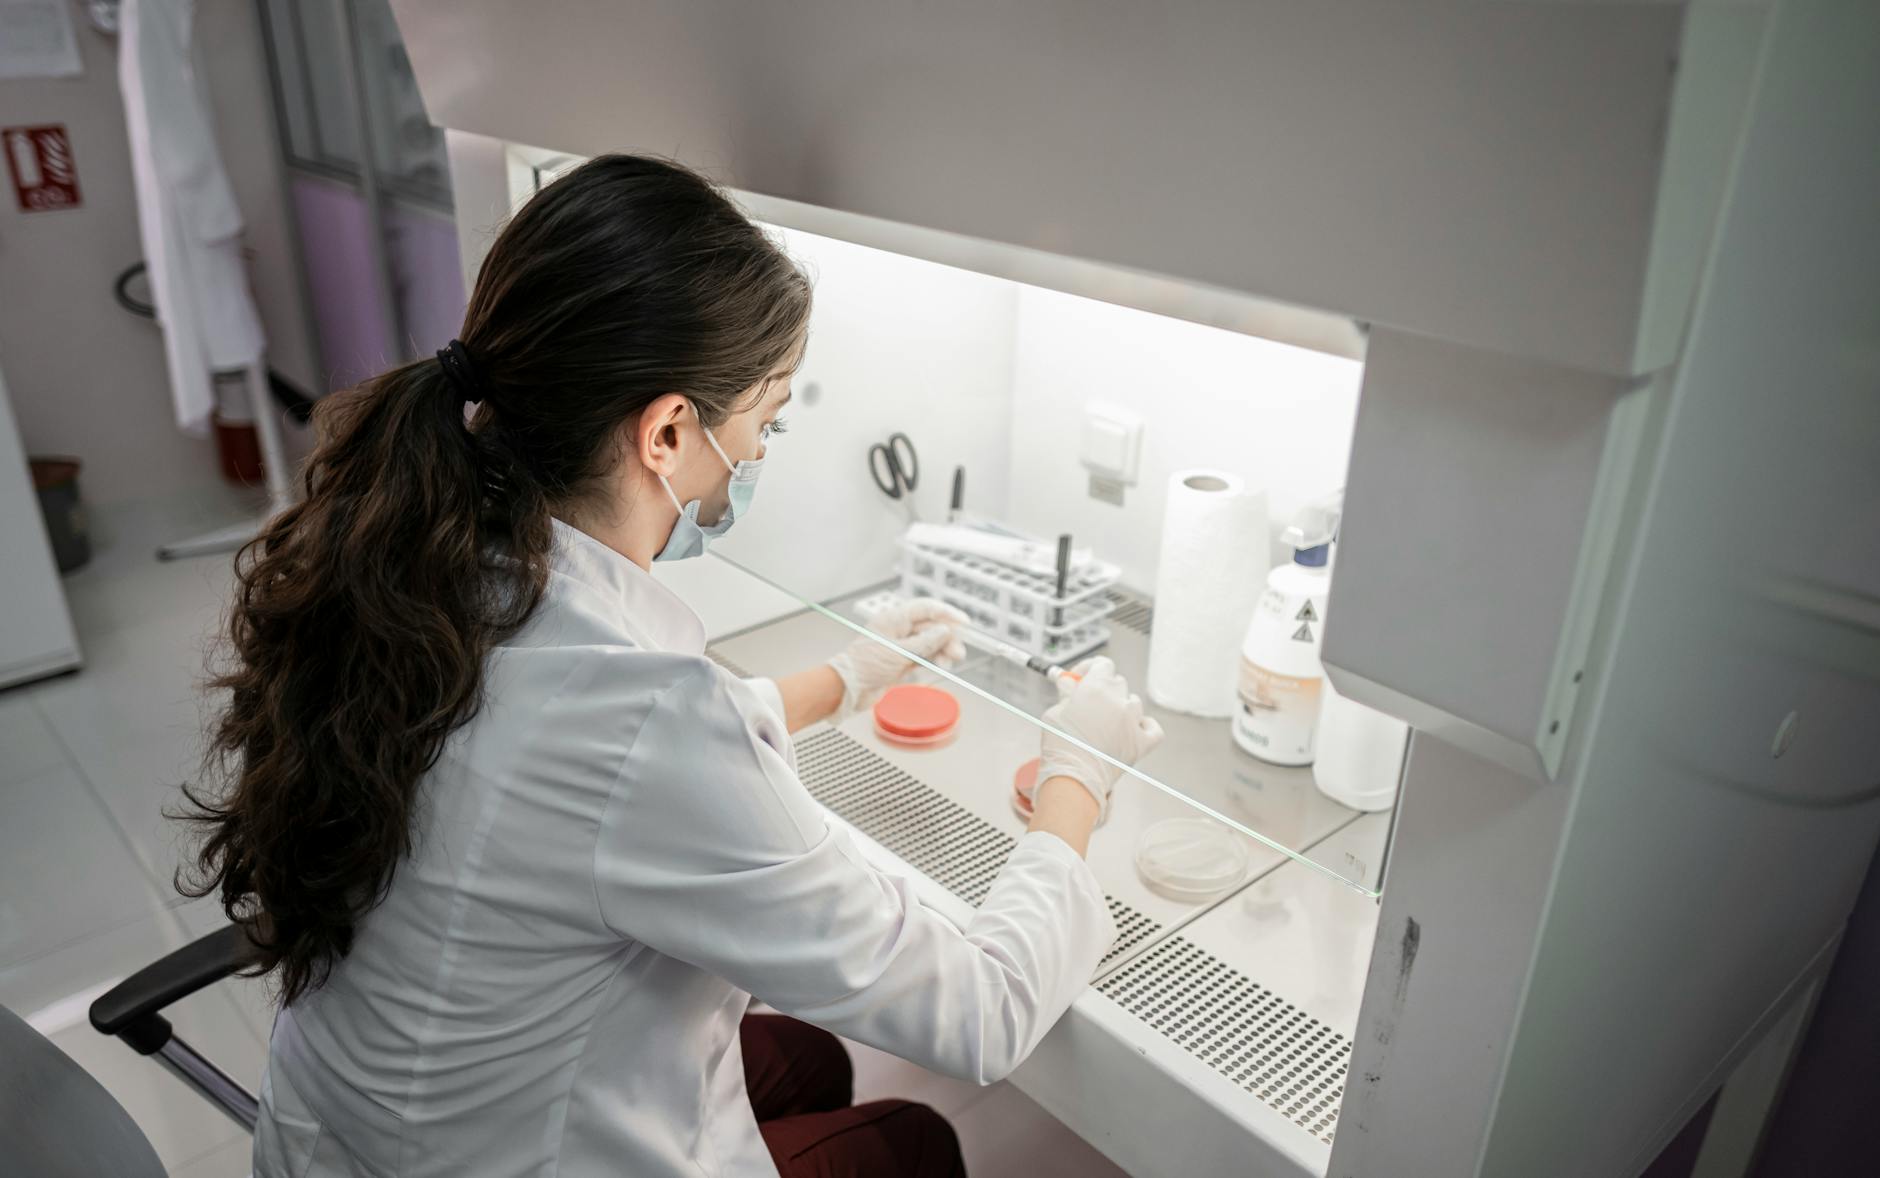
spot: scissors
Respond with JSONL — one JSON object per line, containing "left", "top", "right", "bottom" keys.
{"left": 868, "top": 432, "right": 920, "bottom": 501}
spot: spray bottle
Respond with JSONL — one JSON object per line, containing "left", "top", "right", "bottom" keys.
{"left": 1233, "top": 496, "right": 1339, "bottom": 765}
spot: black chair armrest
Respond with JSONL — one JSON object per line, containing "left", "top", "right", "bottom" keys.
{"left": 89, "top": 925, "right": 261, "bottom": 1052}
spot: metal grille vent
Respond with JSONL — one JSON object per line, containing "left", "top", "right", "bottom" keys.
{"left": 705, "top": 648, "right": 753, "bottom": 679}
{"left": 794, "top": 728, "right": 1016, "bottom": 905}
{"left": 1105, "top": 896, "right": 1161, "bottom": 968}
{"left": 793, "top": 727, "right": 1160, "bottom": 972}
{"left": 1098, "top": 936, "right": 1351, "bottom": 1145}
{"left": 1104, "top": 589, "right": 1154, "bottom": 636}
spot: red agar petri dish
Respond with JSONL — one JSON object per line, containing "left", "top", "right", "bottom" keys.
{"left": 1012, "top": 757, "right": 1041, "bottom": 819}
{"left": 1011, "top": 757, "right": 1108, "bottom": 827}
{"left": 873, "top": 684, "right": 961, "bottom": 746}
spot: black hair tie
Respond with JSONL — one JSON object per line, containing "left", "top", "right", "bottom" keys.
{"left": 436, "top": 339, "right": 490, "bottom": 407}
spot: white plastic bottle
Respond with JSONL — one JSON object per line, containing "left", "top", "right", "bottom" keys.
{"left": 1233, "top": 503, "right": 1336, "bottom": 766}
{"left": 1313, "top": 677, "right": 1411, "bottom": 810}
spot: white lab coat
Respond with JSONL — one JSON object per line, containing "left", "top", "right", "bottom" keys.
{"left": 120, "top": 0, "right": 265, "bottom": 436}
{"left": 253, "top": 522, "right": 1116, "bottom": 1177}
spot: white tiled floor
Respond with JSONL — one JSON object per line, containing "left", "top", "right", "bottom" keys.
{"left": 2, "top": 488, "right": 272, "bottom": 1177}
{"left": 0, "top": 490, "right": 1124, "bottom": 1177}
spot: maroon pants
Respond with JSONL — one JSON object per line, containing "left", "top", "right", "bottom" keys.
{"left": 741, "top": 1014, "right": 967, "bottom": 1178}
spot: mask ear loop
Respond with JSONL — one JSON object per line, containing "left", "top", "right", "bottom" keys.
{"left": 657, "top": 472, "right": 688, "bottom": 517}
{"left": 657, "top": 401, "right": 714, "bottom": 515}
{"left": 699, "top": 420, "right": 739, "bottom": 474}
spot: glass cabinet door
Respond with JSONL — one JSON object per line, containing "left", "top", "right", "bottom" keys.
{"left": 259, "top": 0, "right": 465, "bottom": 389}
{"left": 701, "top": 227, "right": 1391, "bottom": 901}
{"left": 503, "top": 148, "right": 1402, "bottom": 903}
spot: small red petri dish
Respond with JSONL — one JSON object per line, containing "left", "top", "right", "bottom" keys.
{"left": 1012, "top": 757, "right": 1040, "bottom": 819}
{"left": 1013, "top": 757, "right": 1041, "bottom": 798}
{"left": 1012, "top": 757, "right": 1108, "bottom": 827}
{"left": 873, "top": 684, "right": 961, "bottom": 746}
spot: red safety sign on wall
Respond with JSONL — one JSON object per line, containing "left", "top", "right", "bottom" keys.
{"left": 4, "top": 125, "right": 82, "bottom": 213}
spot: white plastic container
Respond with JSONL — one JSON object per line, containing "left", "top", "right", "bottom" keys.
{"left": 1313, "top": 677, "right": 1411, "bottom": 810}
{"left": 1232, "top": 503, "right": 1335, "bottom": 766}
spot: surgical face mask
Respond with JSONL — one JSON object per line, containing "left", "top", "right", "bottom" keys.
{"left": 653, "top": 412, "right": 765, "bottom": 562}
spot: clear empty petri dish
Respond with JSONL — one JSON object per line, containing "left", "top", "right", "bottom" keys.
{"left": 1134, "top": 817, "right": 1250, "bottom": 902}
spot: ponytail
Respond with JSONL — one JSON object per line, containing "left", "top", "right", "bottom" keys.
{"left": 178, "top": 152, "right": 811, "bottom": 1004}
{"left": 180, "top": 358, "right": 551, "bottom": 1003}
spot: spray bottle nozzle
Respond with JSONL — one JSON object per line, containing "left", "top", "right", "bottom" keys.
{"left": 1281, "top": 492, "right": 1344, "bottom": 565}
{"left": 1281, "top": 500, "right": 1341, "bottom": 550}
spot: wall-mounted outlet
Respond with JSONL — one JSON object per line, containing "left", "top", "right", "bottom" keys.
{"left": 1081, "top": 403, "right": 1143, "bottom": 505}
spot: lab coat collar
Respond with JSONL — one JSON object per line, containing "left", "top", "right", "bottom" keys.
{"left": 549, "top": 519, "right": 707, "bottom": 656}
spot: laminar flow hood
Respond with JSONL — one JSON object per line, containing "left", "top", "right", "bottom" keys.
{"left": 387, "top": 0, "right": 1726, "bottom": 378}
{"left": 384, "top": 4, "right": 1880, "bottom": 1177}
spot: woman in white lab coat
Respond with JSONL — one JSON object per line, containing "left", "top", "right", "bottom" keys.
{"left": 180, "top": 155, "right": 1163, "bottom": 1178}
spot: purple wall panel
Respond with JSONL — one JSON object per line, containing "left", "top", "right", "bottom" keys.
{"left": 388, "top": 205, "right": 467, "bottom": 359}
{"left": 290, "top": 174, "right": 467, "bottom": 393}
{"left": 291, "top": 174, "right": 395, "bottom": 392}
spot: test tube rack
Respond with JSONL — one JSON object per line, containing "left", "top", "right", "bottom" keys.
{"left": 897, "top": 532, "right": 1120, "bottom": 663}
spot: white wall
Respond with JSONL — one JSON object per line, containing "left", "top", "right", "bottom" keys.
{"left": 689, "top": 253, "right": 1365, "bottom": 633}
{"left": 466, "top": 141, "right": 1363, "bottom": 636}
{"left": 0, "top": 2, "right": 315, "bottom": 507}
{"left": 1002, "top": 287, "right": 1365, "bottom": 592}
{"left": 199, "top": 0, "right": 320, "bottom": 399}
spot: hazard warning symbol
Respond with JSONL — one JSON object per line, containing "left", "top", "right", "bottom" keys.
{"left": 1295, "top": 601, "right": 1318, "bottom": 622}
{"left": 1291, "top": 622, "right": 1315, "bottom": 643}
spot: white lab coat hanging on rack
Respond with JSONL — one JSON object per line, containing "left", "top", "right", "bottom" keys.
{"left": 119, "top": 0, "right": 265, "bottom": 437}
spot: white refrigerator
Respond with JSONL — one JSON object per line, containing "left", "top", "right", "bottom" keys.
{"left": 0, "top": 356, "right": 80, "bottom": 687}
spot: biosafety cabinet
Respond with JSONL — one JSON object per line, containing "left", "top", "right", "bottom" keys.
{"left": 390, "top": 3, "right": 1880, "bottom": 1175}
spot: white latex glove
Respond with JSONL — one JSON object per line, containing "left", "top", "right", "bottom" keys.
{"left": 827, "top": 598, "right": 971, "bottom": 719}
{"left": 1031, "top": 657, "right": 1166, "bottom": 822}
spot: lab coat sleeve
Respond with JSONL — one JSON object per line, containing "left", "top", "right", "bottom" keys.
{"left": 740, "top": 676, "right": 788, "bottom": 729}
{"left": 593, "top": 663, "right": 1117, "bottom": 1085}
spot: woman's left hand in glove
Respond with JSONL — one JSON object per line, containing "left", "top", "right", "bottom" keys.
{"left": 826, "top": 598, "right": 971, "bottom": 719}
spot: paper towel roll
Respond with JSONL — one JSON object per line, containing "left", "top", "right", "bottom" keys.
{"left": 1146, "top": 470, "right": 1270, "bottom": 717}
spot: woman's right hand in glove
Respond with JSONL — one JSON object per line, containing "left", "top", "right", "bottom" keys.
{"left": 1030, "top": 657, "right": 1165, "bottom": 823}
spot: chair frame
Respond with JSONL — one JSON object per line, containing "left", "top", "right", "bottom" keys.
{"left": 88, "top": 924, "right": 263, "bottom": 1132}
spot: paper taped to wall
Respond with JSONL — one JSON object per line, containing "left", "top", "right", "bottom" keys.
{"left": 0, "top": 0, "right": 83, "bottom": 80}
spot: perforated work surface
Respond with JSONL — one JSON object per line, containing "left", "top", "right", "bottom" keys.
{"left": 1097, "top": 936, "right": 1351, "bottom": 1144}
{"left": 1103, "top": 895, "right": 1161, "bottom": 970}
{"left": 1104, "top": 588, "right": 1154, "bottom": 636}
{"left": 791, "top": 727, "right": 1161, "bottom": 973}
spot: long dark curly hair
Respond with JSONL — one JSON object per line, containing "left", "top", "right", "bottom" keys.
{"left": 177, "top": 155, "right": 811, "bottom": 1004}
